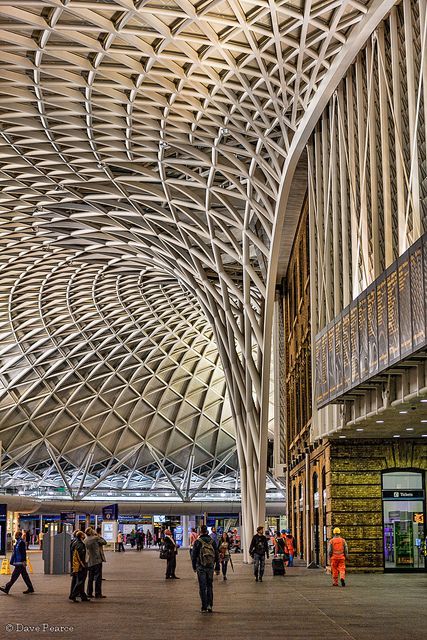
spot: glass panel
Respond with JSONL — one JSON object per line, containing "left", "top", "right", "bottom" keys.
{"left": 383, "top": 500, "right": 425, "bottom": 569}
{"left": 382, "top": 472, "right": 422, "bottom": 490}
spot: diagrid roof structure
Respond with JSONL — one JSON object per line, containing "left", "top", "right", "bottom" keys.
{"left": 0, "top": 0, "right": 396, "bottom": 534}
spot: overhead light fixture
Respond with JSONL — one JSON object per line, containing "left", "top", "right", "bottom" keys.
{"left": 420, "top": 399, "right": 427, "bottom": 403}
{"left": 406, "top": 428, "right": 414, "bottom": 431}
{"left": 422, "top": 434, "right": 427, "bottom": 437}
{"left": 339, "top": 435, "right": 346, "bottom": 439}
{"left": 421, "top": 420, "right": 427, "bottom": 423}
{"left": 376, "top": 420, "right": 384, "bottom": 424}
{"left": 393, "top": 435, "right": 400, "bottom": 438}
{"left": 399, "top": 411, "right": 408, "bottom": 414}
{"left": 356, "top": 428, "right": 364, "bottom": 432}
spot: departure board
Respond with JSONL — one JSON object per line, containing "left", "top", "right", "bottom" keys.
{"left": 314, "top": 230, "right": 427, "bottom": 408}
{"left": 342, "top": 310, "right": 351, "bottom": 392}
{"left": 367, "top": 285, "right": 378, "bottom": 375}
{"left": 358, "top": 294, "right": 369, "bottom": 380}
{"left": 335, "top": 318, "right": 343, "bottom": 394}
{"left": 398, "top": 256, "right": 412, "bottom": 357}
{"left": 410, "top": 241, "right": 425, "bottom": 348}
{"left": 328, "top": 326, "right": 336, "bottom": 396}
{"left": 387, "top": 267, "right": 400, "bottom": 364}
{"left": 350, "top": 302, "right": 359, "bottom": 385}
{"left": 377, "top": 274, "right": 388, "bottom": 369}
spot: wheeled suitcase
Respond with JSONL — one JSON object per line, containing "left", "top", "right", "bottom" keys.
{"left": 272, "top": 556, "right": 285, "bottom": 576}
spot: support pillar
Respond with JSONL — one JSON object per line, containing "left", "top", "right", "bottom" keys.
{"left": 181, "top": 515, "right": 189, "bottom": 548}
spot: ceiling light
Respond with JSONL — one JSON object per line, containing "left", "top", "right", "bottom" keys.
{"left": 376, "top": 420, "right": 384, "bottom": 424}
{"left": 421, "top": 420, "right": 427, "bottom": 423}
{"left": 420, "top": 399, "right": 427, "bottom": 403}
{"left": 356, "top": 428, "right": 364, "bottom": 432}
{"left": 339, "top": 435, "right": 346, "bottom": 439}
{"left": 406, "top": 428, "right": 414, "bottom": 431}
{"left": 399, "top": 411, "right": 408, "bottom": 414}
{"left": 393, "top": 435, "right": 400, "bottom": 438}
{"left": 422, "top": 434, "right": 427, "bottom": 437}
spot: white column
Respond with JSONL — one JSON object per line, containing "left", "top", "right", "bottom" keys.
{"left": 180, "top": 515, "right": 189, "bottom": 548}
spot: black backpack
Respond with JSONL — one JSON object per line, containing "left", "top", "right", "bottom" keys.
{"left": 255, "top": 536, "right": 265, "bottom": 555}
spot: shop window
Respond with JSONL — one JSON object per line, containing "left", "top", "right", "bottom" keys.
{"left": 382, "top": 471, "right": 425, "bottom": 571}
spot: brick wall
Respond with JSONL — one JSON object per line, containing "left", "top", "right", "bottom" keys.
{"left": 329, "top": 439, "right": 427, "bottom": 570}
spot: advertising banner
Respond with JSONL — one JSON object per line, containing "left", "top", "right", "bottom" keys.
{"left": 102, "top": 504, "right": 119, "bottom": 521}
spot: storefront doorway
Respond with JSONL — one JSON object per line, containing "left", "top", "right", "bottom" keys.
{"left": 382, "top": 471, "right": 426, "bottom": 571}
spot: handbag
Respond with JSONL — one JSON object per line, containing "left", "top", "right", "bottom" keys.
{"left": 159, "top": 545, "right": 169, "bottom": 560}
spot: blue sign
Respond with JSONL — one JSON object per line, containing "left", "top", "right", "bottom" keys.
{"left": 0, "top": 504, "right": 7, "bottom": 556}
{"left": 102, "top": 504, "right": 119, "bottom": 521}
{"left": 175, "top": 525, "right": 183, "bottom": 547}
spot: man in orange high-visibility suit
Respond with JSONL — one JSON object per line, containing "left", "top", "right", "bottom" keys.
{"left": 328, "top": 527, "right": 349, "bottom": 587}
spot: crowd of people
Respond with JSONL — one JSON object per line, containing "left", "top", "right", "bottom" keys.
{"left": 0, "top": 523, "right": 349, "bottom": 609}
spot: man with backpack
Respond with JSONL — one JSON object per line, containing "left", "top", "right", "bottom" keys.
{"left": 191, "top": 524, "right": 219, "bottom": 613}
{"left": 249, "top": 525, "right": 269, "bottom": 582}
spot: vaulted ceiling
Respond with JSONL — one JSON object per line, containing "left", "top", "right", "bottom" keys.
{"left": 0, "top": 0, "right": 377, "bottom": 500}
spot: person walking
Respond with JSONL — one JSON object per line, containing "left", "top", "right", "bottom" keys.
{"left": 249, "top": 526, "right": 269, "bottom": 582}
{"left": 69, "top": 530, "right": 89, "bottom": 602}
{"left": 189, "top": 527, "right": 198, "bottom": 560}
{"left": 192, "top": 524, "right": 219, "bottom": 612}
{"left": 135, "top": 529, "right": 143, "bottom": 551}
{"left": 284, "top": 530, "right": 297, "bottom": 567}
{"left": 85, "top": 527, "right": 106, "bottom": 599}
{"left": 329, "top": 527, "right": 349, "bottom": 587}
{"left": 163, "top": 529, "right": 179, "bottom": 579}
{"left": 117, "top": 531, "right": 125, "bottom": 552}
{"left": 218, "top": 532, "right": 231, "bottom": 580}
{"left": 146, "top": 530, "right": 153, "bottom": 547}
{"left": 0, "top": 530, "right": 35, "bottom": 595}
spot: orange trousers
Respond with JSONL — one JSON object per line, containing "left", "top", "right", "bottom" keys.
{"left": 331, "top": 557, "right": 346, "bottom": 585}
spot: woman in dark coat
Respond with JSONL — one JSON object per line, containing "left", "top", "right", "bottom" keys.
{"left": 163, "top": 529, "right": 179, "bottom": 579}
{"left": 69, "top": 531, "right": 89, "bottom": 602}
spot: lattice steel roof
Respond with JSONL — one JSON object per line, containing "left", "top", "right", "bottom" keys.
{"left": 0, "top": 0, "right": 373, "bottom": 500}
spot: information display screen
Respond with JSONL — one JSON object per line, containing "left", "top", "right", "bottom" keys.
{"left": 314, "top": 232, "right": 427, "bottom": 407}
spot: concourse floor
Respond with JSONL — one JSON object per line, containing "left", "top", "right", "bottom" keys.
{"left": 0, "top": 549, "right": 425, "bottom": 640}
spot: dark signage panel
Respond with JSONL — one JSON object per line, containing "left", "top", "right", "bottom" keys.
{"left": 358, "top": 294, "right": 369, "bottom": 380}
{"left": 387, "top": 267, "right": 400, "bottom": 364}
{"left": 327, "top": 326, "right": 336, "bottom": 397}
{"left": 60, "top": 512, "right": 76, "bottom": 525}
{"left": 377, "top": 274, "right": 388, "bottom": 369}
{"left": 335, "top": 318, "right": 343, "bottom": 395}
{"left": 367, "top": 285, "right": 378, "bottom": 375}
{"left": 382, "top": 490, "right": 425, "bottom": 500}
{"left": 321, "top": 331, "right": 329, "bottom": 404}
{"left": 102, "top": 504, "right": 119, "bottom": 521}
{"left": 342, "top": 311, "right": 351, "bottom": 392}
{"left": 314, "top": 230, "right": 427, "bottom": 408}
{"left": 350, "top": 302, "right": 359, "bottom": 386}
{"left": 398, "top": 256, "right": 412, "bottom": 357}
{"left": 410, "top": 241, "right": 425, "bottom": 348}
